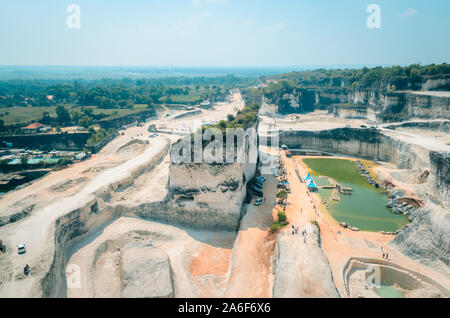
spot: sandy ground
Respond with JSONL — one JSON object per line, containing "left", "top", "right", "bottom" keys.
{"left": 224, "top": 166, "right": 278, "bottom": 298}
{"left": 2, "top": 92, "right": 448, "bottom": 298}
{"left": 65, "top": 105, "right": 449, "bottom": 298}
{"left": 157, "top": 92, "right": 244, "bottom": 134}
{"left": 380, "top": 127, "right": 450, "bottom": 152}
{"left": 0, "top": 91, "right": 246, "bottom": 297}
{"left": 66, "top": 147, "right": 279, "bottom": 298}
{"left": 264, "top": 110, "right": 370, "bottom": 132}
{"left": 66, "top": 217, "right": 237, "bottom": 298}
{"left": 260, "top": 111, "right": 450, "bottom": 153}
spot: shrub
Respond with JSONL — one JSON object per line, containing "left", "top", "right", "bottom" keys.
{"left": 277, "top": 211, "right": 287, "bottom": 223}
{"left": 57, "top": 157, "right": 72, "bottom": 166}
{"left": 270, "top": 223, "right": 284, "bottom": 233}
{"left": 270, "top": 211, "right": 288, "bottom": 233}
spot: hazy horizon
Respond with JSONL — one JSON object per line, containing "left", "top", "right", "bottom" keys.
{"left": 0, "top": 64, "right": 402, "bottom": 80}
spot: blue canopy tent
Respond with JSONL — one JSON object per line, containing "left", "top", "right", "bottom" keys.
{"left": 304, "top": 173, "right": 319, "bottom": 192}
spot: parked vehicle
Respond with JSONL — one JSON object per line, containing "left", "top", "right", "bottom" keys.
{"left": 251, "top": 187, "right": 264, "bottom": 197}
{"left": 253, "top": 182, "right": 263, "bottom": 189}
{"left": 254, "top": 198, "right": 263, "bottom": 206}
{"left": 17, "top": 243, "right": 26, "bottom": 255}
{"left": 253, "top": 179, "right": 264, "bottom": 186}
{"left": 253, "top": 179, "right": 264, "bottom": 185}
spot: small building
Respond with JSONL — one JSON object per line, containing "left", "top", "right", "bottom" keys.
{"left": 21, "top": 122, "right": 47, "bottom": 134}
{"left": 75, "top": 152, "right": 87, "bottom": 161}
{"left": 198, "top": 100, "right": 212, "bottom": 110}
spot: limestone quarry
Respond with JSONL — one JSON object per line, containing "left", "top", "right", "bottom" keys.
{"left": 0, "top": 89, "right": 449, "bottom": 299}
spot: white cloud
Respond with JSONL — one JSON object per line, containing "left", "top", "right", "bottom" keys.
{"left": 191, "top": 0, "right": 229, "bottom": 7}
{"left": 170, "top": 10, "right": 212, "bottom": 35}
{"left": 266, "top": 22, "right": 286, "bottom": 32}
{"left": 400, "top": 8, "right": 418, "bottom": 18}
{"left": 205, "top": 0, "right": 229, "bottom": 4}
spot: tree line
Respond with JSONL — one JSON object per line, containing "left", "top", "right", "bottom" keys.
{"left": 262, "top": 63, "right": 450, "bottom": 93}
{"left": 0, "top": 76, "right": 254, "bottom": 108}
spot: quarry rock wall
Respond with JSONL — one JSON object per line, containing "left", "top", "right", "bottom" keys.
{"left": 98, "top": 109, "right": 156, "bottom": 129}
{"left": 165, "top": 161, "right": 257, "bottom": 231}
{"left": 0, "top": 132, "right": 91, "bottom": 150}
{"left": 38, "top": 142, "right": 170, "bottom": 297}
{"left": 391, "top": 202, "right": 450, "bottom": 272}
{"left": 337, "top": 90, "right": 450, "bottom": 122}
{"left": 275, "top": 88, "right": 450, "bottom": 123}
{"left": 427, "top": 151, "right": 450, "bottom": 208}
{"left": 278, "top": 128, "right": 430, "bottom": 170}
{"left": 41, "top": 199, "right": 120, "bottom": 297}
{"left": 422, "top": 76, "right": 450, "bottom": 91}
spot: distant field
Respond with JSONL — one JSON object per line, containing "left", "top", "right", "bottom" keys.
{"left": 0, "top": 105, "right": 151, "bottom": 125}
{"left": 0, "top": 106, "right": 58, "bottom": 125}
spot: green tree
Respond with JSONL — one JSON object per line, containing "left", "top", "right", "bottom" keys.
{"left": 56, "top": 106, "right": 71, "bottom": 124}
{"left": 41, "top": 111, "right": 52, "bottom": 124}
{"left": 226, "top": 114, "right": 235, "bottom": 122}
{"left": 277, "top": 211, "right": 287, "bottom": 223}
{"left": 218, "top": 120, "right": 227, "bottom": 129}
{"left": 78, "top": 115, "right": 93, "bottom": 128}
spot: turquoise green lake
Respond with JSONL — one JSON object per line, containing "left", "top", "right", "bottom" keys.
{"left": 303, "top": 158, "right": 409, "bottom": 232}
{"left": 374, "top": 285, "right": 405, "bottom": 298}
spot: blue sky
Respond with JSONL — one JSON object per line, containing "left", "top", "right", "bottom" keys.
{"left": 0, "top": 0, "right": 449, "bottom": 66}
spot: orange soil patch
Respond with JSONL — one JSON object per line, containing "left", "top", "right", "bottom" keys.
{"left": 189, "top": 245, "right": 231, "bottom": 277}
{"left": 224, "top": 227, "right": 277, "bottom": 298}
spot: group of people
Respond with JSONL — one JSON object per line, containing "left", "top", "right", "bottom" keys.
{"left": 291, "top": 225, "right": 308, "bottom": 243}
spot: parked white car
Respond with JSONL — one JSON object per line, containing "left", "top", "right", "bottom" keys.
{"left": 17, "top": 243, "right": 26, "bottom": 255}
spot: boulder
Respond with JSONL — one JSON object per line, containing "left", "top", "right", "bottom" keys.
{"left": 120, "top": 242, "right": 174, "bottom": 298}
